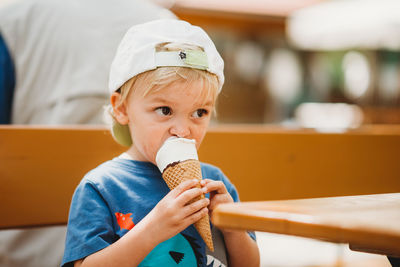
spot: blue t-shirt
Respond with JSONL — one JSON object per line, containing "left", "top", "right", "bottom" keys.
{"left": 62, "top": 158, "right": 255, "bottom": 267}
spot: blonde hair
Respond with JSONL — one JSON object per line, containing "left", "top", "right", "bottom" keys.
{"left": 104, "top": 42, "right": 220, "bottom": 146}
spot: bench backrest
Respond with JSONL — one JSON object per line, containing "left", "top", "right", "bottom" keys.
{"left": 1, "top": 125, "right": 400, "bottom": 229}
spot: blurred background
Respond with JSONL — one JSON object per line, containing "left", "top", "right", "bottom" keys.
{"left": 170, "top": 0, "right": 400, "bottom": 131}
{"left": 169, "top": 1, "right": 397, "bottom": 265}
{"left": 2, "top": 0, "right": 400, "bottom": 129}
{"left": 0, "top": 0, "right": 397, "bottom": 266}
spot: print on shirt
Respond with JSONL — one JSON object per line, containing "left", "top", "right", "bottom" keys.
{"left": 115, "top": 212, "right": 135, "bottom": 230}
{"left": 139, "top": 233, "right": 204, "bottom": 266}
{"left": 206, "top": 255, "right": 226, "bottom": 267}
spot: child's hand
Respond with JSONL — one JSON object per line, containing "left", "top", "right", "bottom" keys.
{"left": 200, "top": 179, "right": 233, "bottom": 215}
{"left": 201, "top": 179, "right": 239, "bottom": 235}
{"left": 143, "top": 179, "right": 209, "bottom": 244}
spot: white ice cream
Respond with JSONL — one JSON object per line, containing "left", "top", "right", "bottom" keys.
{"left": 155, "top": 137, "right": 198, "bottom": 173}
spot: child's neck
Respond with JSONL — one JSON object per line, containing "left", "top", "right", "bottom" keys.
{"left": 120, "top": 146, "right": 151, "bottom": 163}
{"left": 119, "top": 152, "right": 134, "bottom": 160}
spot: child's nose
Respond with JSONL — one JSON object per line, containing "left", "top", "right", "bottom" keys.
{"left": 170, "top": 119, "right": 191, "bottom": 138}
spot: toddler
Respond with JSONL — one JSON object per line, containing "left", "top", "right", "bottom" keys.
{"left": 62, "top": 19, "right": 259, "bottom": 267}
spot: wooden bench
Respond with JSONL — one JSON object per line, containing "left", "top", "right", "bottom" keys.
{"left": 1, "top": 125, "right": 400, "bottom": 229}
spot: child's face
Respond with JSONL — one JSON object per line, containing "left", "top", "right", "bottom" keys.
{"left": 121, "top": 79, "right": 215, "bottom": 165}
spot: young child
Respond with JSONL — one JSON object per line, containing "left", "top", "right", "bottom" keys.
{"left": 62, "top": 19, "right": 259, "bottom": 267}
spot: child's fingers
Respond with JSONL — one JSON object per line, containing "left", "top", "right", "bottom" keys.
{"left": 202, "top": 180, "right": 227, "bottom": 194}
{"left": 169, "top": 179, "right": 199, "bottom": 198}
{"left": 200, "top": 178, "right": 213, "bottom": 186}
{"left": 182, "top": 197, "right": 209, "bottom": 216}
{"left": 208, "top": 194, "right": 231, "bottom": 210}
{"left": 176, "top": 187, "right": 204, "bottom": 206}
{"left": 184, "top": 207, "right": 209, "bottom": 225}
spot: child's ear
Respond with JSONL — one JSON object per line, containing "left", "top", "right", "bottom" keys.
{"left": 110, "top": 92, "right": 129, "bottom": 125}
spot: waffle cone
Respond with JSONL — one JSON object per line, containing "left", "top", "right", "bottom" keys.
{"left": 162, "top": 159, "right": 214, "bottom": 251}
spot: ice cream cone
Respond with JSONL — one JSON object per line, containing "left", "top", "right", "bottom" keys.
{"left": 162, "top": 159, "right": 214, "bottom": 251}
{"left": 156, "top": 137, "right": 214, "bottom": 251}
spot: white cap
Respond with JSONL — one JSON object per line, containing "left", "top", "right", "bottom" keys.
{"left": 155, "top": 137, "right": 198, "bottom": 173}
{"left": 109, "top": 19, "right": 224, "bottom": 94}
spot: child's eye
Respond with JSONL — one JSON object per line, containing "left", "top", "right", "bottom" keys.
{"left": 192, "top": 109, "right": 209, "bottom": 118}
{"left": 155, "top": 106, "right": 172, "bottom": 116}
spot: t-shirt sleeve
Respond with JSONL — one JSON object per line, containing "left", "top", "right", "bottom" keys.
{"left": 61, "top": 180, "right": 116, "bottom": 267}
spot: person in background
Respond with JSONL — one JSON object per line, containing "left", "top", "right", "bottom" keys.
{"left": 0, "top": 0, "right": 175, "bottom": 124}
{"left": 0, "top": 31, "right": 14, "bottom": 123}
{"left": 0, "top": 0, "right": 175, "bottom": 266}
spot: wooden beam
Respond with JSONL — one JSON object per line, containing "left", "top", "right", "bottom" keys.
{"left": 1, "top": 125, "right": 399, "bottom": 229}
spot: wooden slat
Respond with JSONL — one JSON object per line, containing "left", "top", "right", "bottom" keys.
{"left": 200, "top": 125, "right": 400, "bottom": 201}
{"left": 171, "top": 0, "right": 326, "bottom": 35}
{"left": 172, "top": 6, "right": 286, "bottom": 36}
{"left": 1, "top": 125, "right": 400, "bottom": 229}
{"left": 174, "top": 0, "right": 325, "bottom": 18}
{"left": 0, "top": 126, "right": 124, "bottom": 229}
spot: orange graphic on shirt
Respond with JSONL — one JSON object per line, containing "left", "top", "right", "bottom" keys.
{"left": 115, "top": 212, "right": 135, "bottom": 230}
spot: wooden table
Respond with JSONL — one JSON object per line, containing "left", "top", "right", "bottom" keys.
{"left": 212, "top": 193, "right": 400, "bottom": 257}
